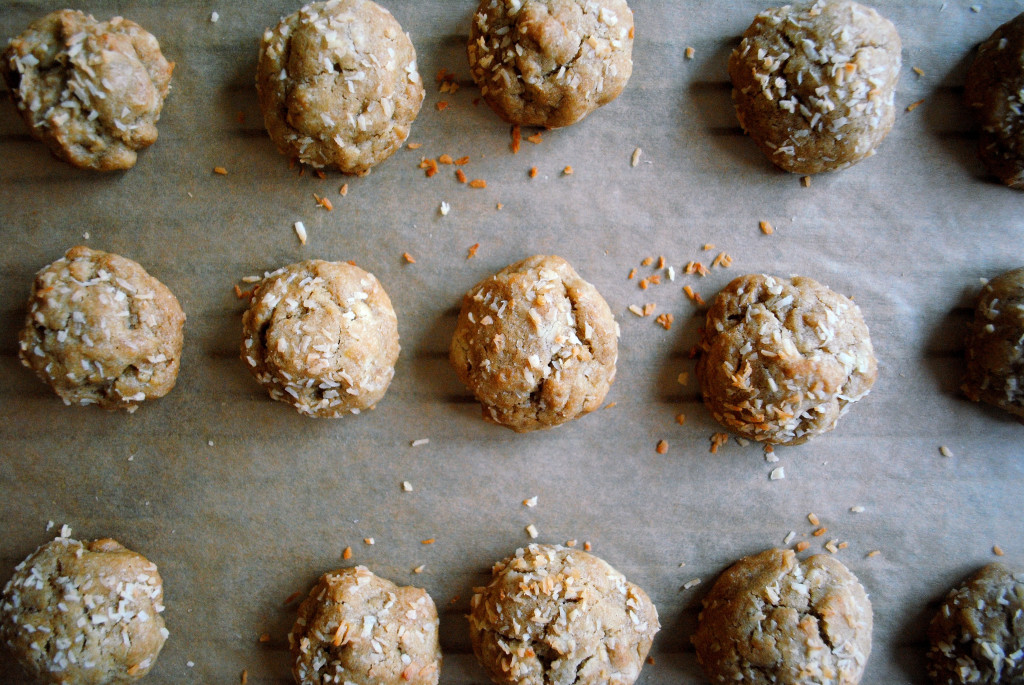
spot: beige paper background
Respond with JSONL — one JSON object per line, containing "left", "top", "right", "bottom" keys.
{"left": 1, "top": 1, "right": 1023, "bottom": 682}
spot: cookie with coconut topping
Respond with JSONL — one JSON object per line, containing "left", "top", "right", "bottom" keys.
{"left": 692, "top": 548, "right": 873, "bottom": 685}
{"left": 927, "top": 563, "right": 1024, "bottom": 685}
{"left": 469, "top": 544, "right": 659, "bottom": 685}
{"left": 697, "top": 274, "right": 876, "bottom": 445}
{"left": 256, "top": 0, "right": 424, "bottom": 173}
{"left": 467, "top": 0, "right": 634, "bottom": 128}
{"left": 729, "top": 0, "right": 901, "bottom": 174}
{"left": 0, "top": 535, "right": 168, "bottom": 684}
{"left": 18, "top": 246, "right": 185, "bottom": 412}
{"left": 1, "top": 10, "right": 172, "bottom": 171}
{"left": 241, "top": 260, "right": 399, "bottom": 417}
{"left": 962, "top": 267, "right": 1024, "bottom": 421}
{"left": 289, "top": 566, "right": 440, "bottom": 685}
{"left": 450, "top": 255, "right": 618, "bottom": 432}
{"left": 965, "top": 12, "right": 1024, "bottom": 189}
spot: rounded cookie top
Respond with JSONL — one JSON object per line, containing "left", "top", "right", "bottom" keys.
{"left": 692, "top": 548, "right": 873, "bottom": 685}
{"left": 289, "top": 566, "right": 440, "bottom": 685}
{"left": 927, "top": 563, "right": 1024, "bottom": 685}
{"left": 697, "top": 273, "right": 876, "bottom": 445}
{"left": 0, "top": 535, "right": 168, "bottom": 685}
{"left": 18, "top": 246, "right": 186, "bottom": 412}
{"left": 963, "top": 267, "right": 1024, "bottom": 420}
{"left": 449, "top": 255, "right": 618, "bottom": 432}
{"left": 241, "top": 259, "right": 399, "bottom": 418}
{"left": 1, "top": 10, "right": 172, "bottom": 171}
{"left": 469, "top": 544, "right": 659, "bottom": 685}
{"left": 965, "top": 12, "right": 1024, "bottom": 189}
{"left": 256, "top": 0, "right": 424, "bottom": 173}
{"left": 467, "top": 0, "right": 634, "bottom": 128}
{"left": 728, "top": 0, "right": 901, "bottom": 174}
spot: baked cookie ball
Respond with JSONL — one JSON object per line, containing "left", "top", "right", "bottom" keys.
{"left": 963, "top": 267, "right": 1024, "bottom": 421}
{"left": 927, "top": 563, "right": 1024, "bottom": 684}
{"left": 256, "top": 0, "right": 424, "bottom": 173}
{"left": 692, "top": 548, "right": 873, "bottom": 685}
{"left": 966, "top": 13, "right": 1024, "bottom": 189}
{"left": 450, "top": 255, "right": 618, "bottom": 432}
{"left": 241, "top": 260, "right": 399, "bottom": 417}
{"left": 0, "top": 535, "right": 169, "bottom": 684}
{"left": 1, "top": 10, "right": 173, "bottom": 171}
{"left": 729, "top": 0, "right": 901, "bottom": 174}
{"left": 697, "top": 274, "right": 877, "bottom": 445}
{"left": 289, "top": 566, "right": 440, "bottom": 684}
{"left": 469, "top": 544, "right": 659, "bottom": 685}
{"left": 18, "top": 246, "right": 186, "bottom": 412}
{"left": 467, "top": 0, "right": 634, "bottom": 128}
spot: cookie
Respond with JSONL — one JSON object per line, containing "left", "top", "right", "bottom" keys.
{"left": 449, "top": 255, "right": 618, "bottom": 432}
{"left": 467, "top": 0, "right": 634, "bottom": 128}
{"left": 1, "top": 10, "right": 172, "bottom": 171}
{"left": 18, "top": 246, "right": 186, "bottom": 412}
{"left": 966, "top": 13, "right": 1024, "bottom": 189}
{"left": 0, "top": 534, "right": 168, "bottom": 684}
{"left": 728, "top": 0, "right": 901, "bottom": 174}
{"left": 692, "top": 548, "right": 873, "bottom": 685}
{"left": 241, "top": 260, "right": 399, "bottom": 417}
{"left": 697, "top": 274, "right": 877, "bottom": 445}
{"left": 256, "top": 0, "right": 424, "bottom": 173}
{"left": 963, "top": 267, "right": 1024, "bottom": 421}
{"left": 289, "top": 566, "right": 440, "bottom": 685}
{"left": 469, "top": 544, "right": 659, "bottom": 685}
{"left": 927, "top": 563, "right": 1024, "bottom": 684}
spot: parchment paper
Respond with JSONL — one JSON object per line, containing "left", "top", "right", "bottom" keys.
{"left": 2, "top": 1, "right": 1023, "bottom": 683}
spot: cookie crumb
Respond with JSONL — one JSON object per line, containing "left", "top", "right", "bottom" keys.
{"left": 259, "top": 633, "right": 271, "bottom": 643}
{"left": 525, "top": 524, "right": 539, "bottom": 539}
{"left": 631, "top": 147, "right": 642, "bottom": 167}
{"left": 436, "top": 101, "right": 449, "bottom": 111}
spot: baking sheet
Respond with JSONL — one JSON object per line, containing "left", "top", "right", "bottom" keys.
{"left": 2, "top": 1, "right": 1023, "bottom": 682}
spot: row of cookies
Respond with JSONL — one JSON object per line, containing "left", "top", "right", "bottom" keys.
{"left": 3, "top": 0, "right": 1022, "bottom": 188}
{"left": 17, "top": 245, "right": 1023, "bottom": 438}
{"left": 4, "top": 534, "right": 1021, "bottom": 684}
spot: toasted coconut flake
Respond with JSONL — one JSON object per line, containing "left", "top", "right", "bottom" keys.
{"left": 685, "top": 46, "right": 696, "bottom": 59}
{"left": 213, "top": 166, "right": 228, "bottom": 175}
{"left": 343, "top": 546, "right": 352, "bottom": 560}
{"left": 403, "top": 252, "right": 416, "bottom": 264}
{"left": 511, "top": 125, "right": 522, "bottom": 153}
{"left": 466, "top": 243, "right": 480, "bottom": 259}
{"left": 656, "top": 439, "right": 669, "bottom": 454}
{"left": 808, "top": 513, "right": 820, "bottom": 526}
{"left": 469, "top": 179, "right": 487, "bottom": 188}
{"left": 631, "top": 147, "right": 642, "bottom": 167}
{"left": 795, "top": 541, "right": 810, "bottom": 552}
{"left": 523, "top": 496, "right": 538, "bottom": 507}
{"left": 906, "top": 98, "right": 925, "bottom": 112}
{"left": 527, "top": 132, "right": 543, "bottom": 144}
{"left": 994, "top": 545, "right": 1005, "bottom": 556}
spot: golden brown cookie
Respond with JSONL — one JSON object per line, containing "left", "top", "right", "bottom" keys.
{"left": 0, "top": 535, "right": 168, "bottom": 684}
{"left": 729, "top": 0, "right": 901, "bottom": 174}
{"left": 467, "top": 0, "right": 634, "bottom": 128}
{"left": 697, "top": 274, "right": 877, "bottom": 445}
{"left": 927, "top": 563, "right": 1024, "bottom": 684}
{"left": 289, "top": 567, "right": 440, "bottom": 684}
{"left": 256, "top": 0, "right": 424, "bottom": 173}
{"left": 241, "top": 260, "right": 399, "bottom": 417}
{"left": 18, "top": 246, "right": 185, "bottom": 412}
{"left": 963, "top": 267, "right": 1024, "bottom": 420}
{"left": 450, "top": 255, "right": 618, "bottom": 432}
{"left": 692, "top": 548, "right": 873, "bottom": 685}
{"left": 469, "top": 544, "right": 659, "bottom": 685}
{"left": 1, "top": 10, "right": 173, "bottom": 170}
{"left": 965, "top": 12, "right": 1024, "bottom": 189}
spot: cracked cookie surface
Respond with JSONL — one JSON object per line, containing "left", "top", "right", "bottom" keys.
{"left": 962, "top": 267, "right": 1024, "bottom": 421}
{"left": 467, "top": 0, "right": 633, "bottom": 128}
{"left": 729, "top": 0, "right": 900, "bottom": 174}
{"left": 18, "top": 246, "right": 185, "bottom": 412}
{"left": 965, "top": 12, "right": 1024, "bottom": 189}
{"left": 2, "top": 10, "right": 172, "bottom": 171}
{"left": 697, "top": 273, "right": 876, "bottom": 445}
{"left": 256, "top": 0, "right": 424, "bottom": 173}
{"left": 0, "top": 535, "right": 168, "bottom": 685}
{"left": 927, "top": 563, "right": 1024, "bottom": 684}
{"left": 241, "top": 259, "right": 399, "bottom": 418}
{"left": 450, "top": 255, "right": 618, "bottom": 432}
{"left": 290, "top": 567, "right": 440, "bottom": 685}
{"left": 693, "top": 548, "right": 872, "bottom": 685}
{"left": 469, "top": 544, "right": 659, "bottom": 685}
